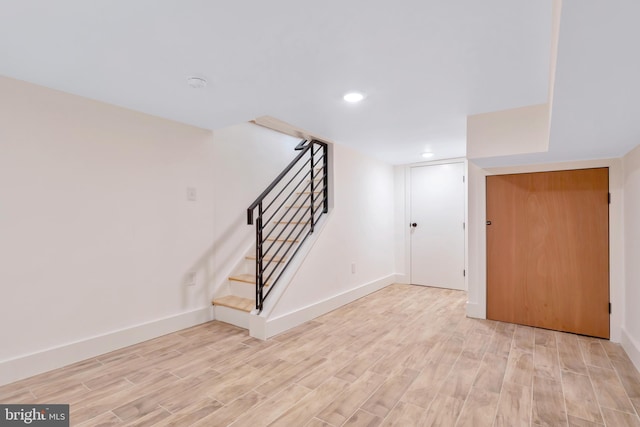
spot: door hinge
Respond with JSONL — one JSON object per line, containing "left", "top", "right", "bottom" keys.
{"left": 608, "top": 193, "right": 611, "bottom": 204}
{"left": 463, "top": 222, "right": 465, "bottom": 230}
{"left": 463, "top": 175, "right": 465, "bottom": 183}
{"left": 609, "top": 302, "right": 612, "bottom": 314}
{"left": 463, "top": 269, "right": 466, "bottom": 277}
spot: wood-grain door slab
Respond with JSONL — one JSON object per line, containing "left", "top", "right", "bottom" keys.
{"left": 486, "top": 168, "right": 609, "bottom": 338}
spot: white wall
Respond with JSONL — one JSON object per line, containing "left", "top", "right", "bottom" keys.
{"left": 265, "top": 143, "right": 396, "bottom": 322}
{"left": 0, "top": 76, "right": 300, "bottom": 385}
{"left": 467, "top": 104, "right": 550, "bottom": 159}
{"left": 467, "top": 158, "right": 625, "bottom": 342}
{"left": 623, "top": 144, "right": 640, "bottom": 367}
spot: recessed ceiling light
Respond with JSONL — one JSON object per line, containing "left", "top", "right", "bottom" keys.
{"left": 343, "top": 92, "right": 365, "bottom": 103}
{"left": 187, "top": 76, "right": 207, "bottom": 89}
{"left": 422, "top": 152, "right": 434, "bottom": 158}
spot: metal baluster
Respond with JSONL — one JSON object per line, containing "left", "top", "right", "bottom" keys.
{"left": 323, "top": 143, "right": 328, "bottom": 213}
{"left": 256, "top": 202, "right": 264, "bottom": 310}
{"left": 310, "top": 144, "right": 315, "bottom": 233}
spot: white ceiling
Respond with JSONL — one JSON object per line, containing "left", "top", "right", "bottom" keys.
{"left": 476, "top": 0, "right": 640, "bottom": 167}
{"left": 0, "top": 1, "right": 637, "bottom": 165}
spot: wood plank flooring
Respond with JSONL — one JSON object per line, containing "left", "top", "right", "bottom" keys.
{"left": 2, "top": 284, "right": 640, "bottom": 426}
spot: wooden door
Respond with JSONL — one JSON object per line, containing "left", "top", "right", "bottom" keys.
{"left": 410, "top": 163, "right": 465, "bottom": 290}
{"left": 486, "top": 168, "right": 609, "bottom": 338}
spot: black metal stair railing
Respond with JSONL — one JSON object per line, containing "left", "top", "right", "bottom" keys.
{"left": 247, "top": 139, "right": 329, "bottom": 312}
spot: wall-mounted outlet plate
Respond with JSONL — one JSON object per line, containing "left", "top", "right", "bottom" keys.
{"left": 187, "top": 187, "right": 197, "bottom": 201}
{"left": 186, "top": 271, "right": 197, "bottom": 286}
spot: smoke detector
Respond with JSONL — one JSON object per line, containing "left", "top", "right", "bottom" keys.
{"left": 187, "top": 76, "right": 207, "bottom": 89}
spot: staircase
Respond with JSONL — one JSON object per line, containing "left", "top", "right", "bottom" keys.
{"left": 211, "top": 242, "right": 292, "bottom": 328}
{"left": 212, "top": 139, "right": 328, "bottom": 329}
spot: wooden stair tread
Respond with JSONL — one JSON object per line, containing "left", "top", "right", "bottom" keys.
{"left": 229, "top": 273, "right": 272, "bottom": 286}
{"left": 229, "top": 273, "right": 255, "bottom": 283}
{"left": 246, "top": 254, "right": 286, "bottom": 263}
{"left": 212, "top": 295, "right": 254, "bottom": 312}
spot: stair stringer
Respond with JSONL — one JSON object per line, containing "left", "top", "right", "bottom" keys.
{"left": 248, "top": 212, "right": 331, "bottom": 339}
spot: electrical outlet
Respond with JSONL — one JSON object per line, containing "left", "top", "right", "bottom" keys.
{"left": 186, "top": 271, "right": 197, "bottom": 286}
{"left": 187, "top": 187, "right": 197, "bottom": 201}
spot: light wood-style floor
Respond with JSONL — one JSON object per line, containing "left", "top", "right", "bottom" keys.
{"left": 2, "top": 284, "right": 640, "bottom": 426}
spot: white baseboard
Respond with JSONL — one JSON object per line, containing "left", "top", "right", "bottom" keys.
{"left": 0, "top": 307, "right": 213, "bottom": 386}
{"left": 621, "top": 327, "right": 640, "bottom": 372}
{"left": 466, "top": 301, "right": 486, "bottom": 319}
{"left": 250, "top": 274, "right": 395, "bottom": 340}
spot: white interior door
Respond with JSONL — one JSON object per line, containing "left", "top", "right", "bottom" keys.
{"left": 410, "top": 162, "right": 465, "bottom": 290}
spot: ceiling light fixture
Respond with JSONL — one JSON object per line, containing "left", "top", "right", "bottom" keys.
{"left": 343, "top": 92, "right": 365, "bottom": 103}
{"left": 422, "top": 152, "right": 435, "bottom": 159}
{"left": 187, "top": 76, "right": 207, "bottom": 89}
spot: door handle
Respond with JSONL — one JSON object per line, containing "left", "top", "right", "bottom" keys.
{"left": 410, "top": 223, "right": 418, "bottom": 228}
{"left": 486, "top": 221, "right": 492, "bottom": 225}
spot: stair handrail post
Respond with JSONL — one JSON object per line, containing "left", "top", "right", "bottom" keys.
{"left": 322, "top": 143, "right": 329, "bottom": 214}
{"left": 310, "top": 142, "right": 316, "bottom": 233}
{"left": 256, "top": 202, "right": 264, "bottom": 311}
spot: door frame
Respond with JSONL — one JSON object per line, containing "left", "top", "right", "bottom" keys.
{"left": 401, "top": 158, "right": 468, "bottom": 290}
{"left": 466, "top": 158, "right": 624, "bottom": 342}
